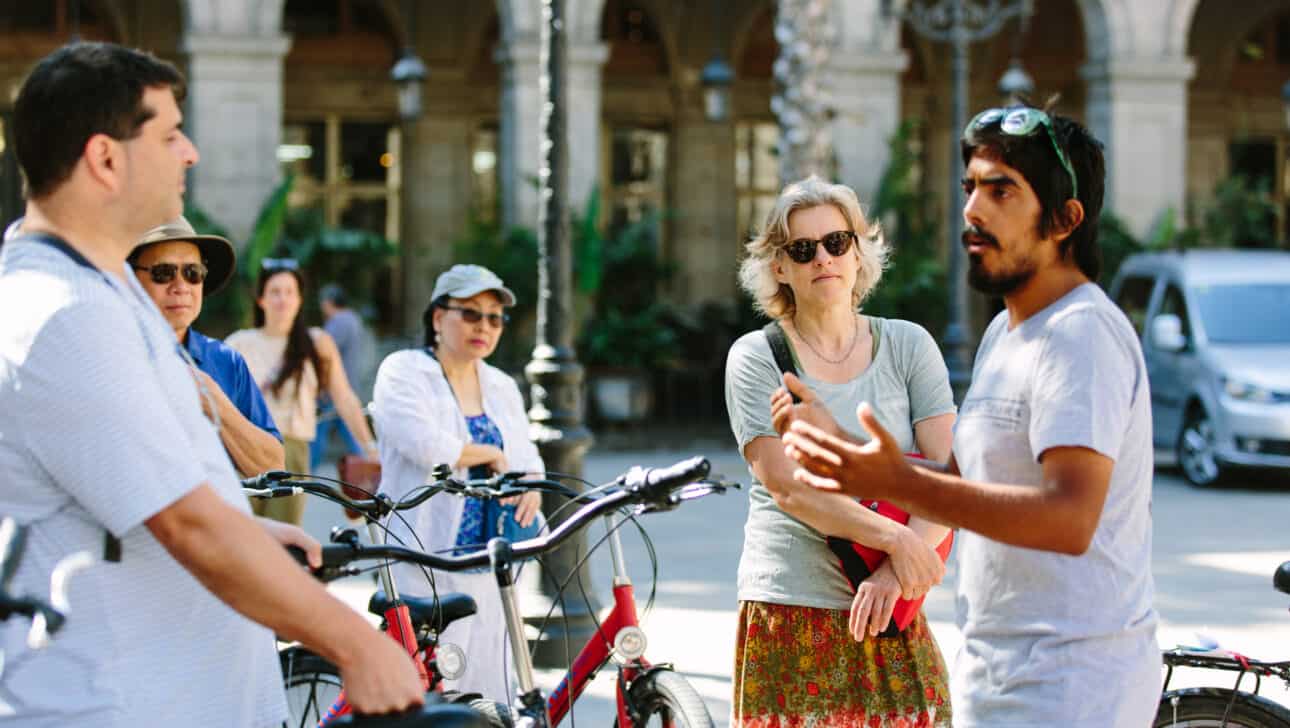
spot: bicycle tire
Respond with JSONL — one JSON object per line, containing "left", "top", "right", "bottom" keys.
{"left": 620, "top": 669, "right": 714, "bottom": 728}
{"left": 280, "top": 646, "right": 344, "bottom": 728}
{"left": 1155, "top": 688, "right": 1290, "bottom": 727}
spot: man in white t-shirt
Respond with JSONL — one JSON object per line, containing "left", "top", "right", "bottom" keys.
{"left": 0, "top": 43, "right": 422, "bottom": 726}
{"left": 778, "top": 106, "right": 1158, "bottom": 727}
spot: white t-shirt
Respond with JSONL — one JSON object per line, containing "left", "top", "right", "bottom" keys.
{"left": 0, "top": 237, "right": 286, "bottom": 727}
{"left": 951, "top": 283, "right": 1159, "bottom": 727}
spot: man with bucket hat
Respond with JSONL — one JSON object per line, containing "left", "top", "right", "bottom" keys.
{"left": 129, "top": 216, "right": 284, "bottom": 477}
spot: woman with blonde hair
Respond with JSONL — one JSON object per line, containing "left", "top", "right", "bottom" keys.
{"left": 725, "top": 176, "right": 956, "bottom": 726}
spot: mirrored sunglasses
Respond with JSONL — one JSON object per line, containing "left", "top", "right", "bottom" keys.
{"left": 261, "top": 257, "right": 300, "bottom": 271}
{"left": 782, "top": 230, "right": 856, "bottom": 264}
{"left": 442, "top": 304, "right": 510, "bottom": 329}
{"left": 132, "top": 262, "right": 209, "bottom": 286}
{"left": 965, "top": 107, "right": 1079, "bottom": 198}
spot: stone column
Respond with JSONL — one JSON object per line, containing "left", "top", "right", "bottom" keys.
{"left": 826, "top": 49, "right": 908, "bottom": 209}
{"left": 671, "top": 114, "right": 738, "bottom": 303}
{"left": 497, "top": 38, "right": 605, "bottom": 230}
{"left": 181, "top": 32, "right": 291, "bottom": 244}
{"left": 565, "top": 41, "right": 609, "bottom": 215}
{"left": 399, "top": 113, "right": 474, "bottom": 334}
{"left": 1082, "top": 57, "right": 1196, "bottom": 239}
{"left": 497, "top": 38, "right": 543, "bottom": 230}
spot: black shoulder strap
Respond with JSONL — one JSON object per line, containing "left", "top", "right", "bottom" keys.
{"left": 762, "top": 321, "right": 802, "bottom": 404}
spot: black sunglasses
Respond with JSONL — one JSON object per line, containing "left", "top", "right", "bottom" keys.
{"left": 132, "top": 262, "right": 209, "bottom": 286}
{"left": 442, "top": 304, "right": 509, "bottom": 329}
{"left": 782, "top": 230, "right": 856, "bottom": 264}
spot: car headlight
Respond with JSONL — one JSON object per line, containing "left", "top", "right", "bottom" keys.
{"left": 1222, "top": 377, "right": 1277, "bottom": 404}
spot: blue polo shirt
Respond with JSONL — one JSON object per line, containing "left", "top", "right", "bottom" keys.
{"left": 184, "top": 328, "right": 282, "bottom": 442}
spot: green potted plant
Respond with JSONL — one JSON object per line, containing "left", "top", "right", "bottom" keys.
{"left": 574, "top": 193, "right": 678, "bottom": 423}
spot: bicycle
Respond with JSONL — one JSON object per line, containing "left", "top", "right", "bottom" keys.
{"left": 245, "top": 472, "right": 493, "bottom": 728}
{"left": 1154, "top": 560, "right": 1290, "bottom": 727}
{"left": 254, "top": 456, "right": 731, "bottom": 728}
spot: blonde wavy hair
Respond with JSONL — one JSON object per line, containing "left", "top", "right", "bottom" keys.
{"left": 738, "top": 175, "right": 888, "bottom": 320}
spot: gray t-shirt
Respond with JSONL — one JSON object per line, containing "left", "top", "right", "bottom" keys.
{"left": 325, "top": 308, "right": 373, "bottom": 398}
{"left": 951, "top": 284, "right": 1158, "bottom": 728}
{"left": 725, "top": 316, "right": 956, "bottom": 610}
{"left": 0, "top": 239, "right": 286, "bottom": 727}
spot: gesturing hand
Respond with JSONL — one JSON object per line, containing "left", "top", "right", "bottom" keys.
{"left": 770, "top": 372, "right": 842, "bottom": 438}
{"left": 782, "top": 402, "right": 909, "bottom": 500}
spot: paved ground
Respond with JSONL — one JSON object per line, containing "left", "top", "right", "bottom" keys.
{"left": 301, "top": 442, "right": 1290, "bottom": 726}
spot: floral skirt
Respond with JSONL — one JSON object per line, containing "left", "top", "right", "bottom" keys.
{"left": 731, "top": 601, "right": 951, "bottom": 728}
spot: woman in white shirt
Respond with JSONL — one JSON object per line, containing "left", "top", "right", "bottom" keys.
{"left": 369, "top": 264, "right": 543, "bottom": 702}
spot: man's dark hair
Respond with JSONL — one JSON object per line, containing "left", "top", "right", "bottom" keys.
{"left": 13, "top": 42, "right": 186, "bottom": 199}
{"left": 961, "top": 107, "right": 1106, "bottom": 281}
{"left": 320, "top": 283, "right": 349, "bottom": 309}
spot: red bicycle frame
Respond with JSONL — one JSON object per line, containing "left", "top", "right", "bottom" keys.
{"left": 316, "top": 524, "right": 438, "bottom": 725}
{"left": 522, "top": 512, "right": 660, "bottom": 727}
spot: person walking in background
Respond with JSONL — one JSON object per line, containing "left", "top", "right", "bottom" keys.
{"left": 227, "top": 261, "right": 377, "bottom": 525}
{"left": 725, "top": 176, "right": 957, "bottom": 727}
{"left": 310, "top": 282, "right": 375, "bottom": 470}
{"left": 128, "top": 216, "right": 284, "bottom": 477}
{"left": 369, "top": 264, "right": 543, "bottom": 703}
{"left": 783, "top": 107, "right": 1158, "bottom": 727}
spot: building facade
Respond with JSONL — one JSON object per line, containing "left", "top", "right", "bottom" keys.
{"left": 2, "top": 0, "right": 1288, "bottom": 333}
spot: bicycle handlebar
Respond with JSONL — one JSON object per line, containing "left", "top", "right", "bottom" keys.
{"left": 276, "top": 456, "right": 717, "bottom": 578}
{"left": 0, "top": 517, "right": 94, "bottom": 649}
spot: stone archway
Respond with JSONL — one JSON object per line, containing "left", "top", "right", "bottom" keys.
{"left": 1185, "top": 0, "right": 1290, "bottom": 244}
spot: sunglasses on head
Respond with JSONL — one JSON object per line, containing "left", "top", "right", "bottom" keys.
{"left": 132, "top": 261, "right": 209, "bottom": 286}
{"left": 781, "top": 230, "right": 856, "bottom": 264}
{"left": 965, "top": 107, "right": 1079, "bottom": 198}
{"left": 261, "top": 257, "right": 299, "bottom": 272}
{"left": 442, "top": 304, "right": 510, "bottom": 329}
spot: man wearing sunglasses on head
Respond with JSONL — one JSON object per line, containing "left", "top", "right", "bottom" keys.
{"left": 780, "top": 105, "right": 1158, "bottom": 727}
{"left": 129, "top": 217, "right": 285, "bottom": 478}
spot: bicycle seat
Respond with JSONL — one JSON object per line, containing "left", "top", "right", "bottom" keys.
{"left": 368, "top": 590, "right": 478, "bottom": 633}
{"left": 1276, "top": 561, "right": 1290, "bottom": 596}
{"left": 329, "top": 702, "right": 491, "bottom": 728}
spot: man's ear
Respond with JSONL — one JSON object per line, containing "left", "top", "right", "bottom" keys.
{"left": 82, "top": 133, "right": 121, "bottom": 192}
{"left": 1051, "top": 199, "right": 1085, "bottom": 243}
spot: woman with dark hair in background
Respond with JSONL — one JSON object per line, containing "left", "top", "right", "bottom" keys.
{"left": 227, "top": 259, "right": 377, "bottom": 525}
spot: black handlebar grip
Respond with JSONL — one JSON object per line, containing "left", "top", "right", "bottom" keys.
{"left": 285, "top": 544, "right": 358, "bottom": 570}
{"left": 644, "top": 457, "right": 710, "bottom": 492}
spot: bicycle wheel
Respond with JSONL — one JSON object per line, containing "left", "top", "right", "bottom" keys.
{"left": 280, "top": 646, "right": 344, "bottom": 728}
{"left": 1155, "top": 688, "right": 1290, "bottom": 727}
{"left": 622, "top": 669, "right": 714, "bottom": 728}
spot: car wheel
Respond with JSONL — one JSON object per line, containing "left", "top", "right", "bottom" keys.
{"left": 1178, "top": 409, "right": 1224, "bottom": 487}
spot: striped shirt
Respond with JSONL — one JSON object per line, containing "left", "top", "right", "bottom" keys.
{"left": 0, "top": 235, "right": 286, "bottom": 727}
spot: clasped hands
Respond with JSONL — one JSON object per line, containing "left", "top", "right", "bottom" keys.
{"left": 771, "top": 372, "right": 944, "bottom": 639}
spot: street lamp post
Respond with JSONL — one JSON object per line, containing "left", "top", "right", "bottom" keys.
{"left": 523, "top": 0, "right": 598, "bottom": 667}
{"left": 390, "top": 0, "right": 428, "bottom": 123}
{"left": 392, "top": 0, "right": 428, "bottom": 334}
{"left": 700, "top": 0, "right": 735, "bottom": 123}
{"left": 882, "top": 0, "right": 1032, "bottom": 403}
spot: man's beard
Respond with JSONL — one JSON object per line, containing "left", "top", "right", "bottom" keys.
{"left": 968, "top": 257, "right": 1035, "bottom": 295}
{"left": 963, "top": 224, "right": 1037, "bottom": 296}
